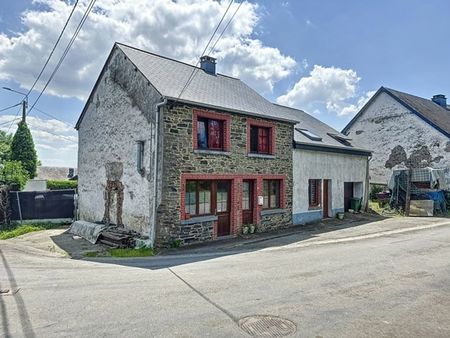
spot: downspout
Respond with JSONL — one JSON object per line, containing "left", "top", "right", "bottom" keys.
{"left": 363, "top": 154, "right": 372, "bottom": 212}
{"left": 150, "top": 97, "right": 167, "bottom": 247}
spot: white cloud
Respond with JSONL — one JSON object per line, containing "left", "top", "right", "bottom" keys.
{"left": 277, "top": 65, "right": 372, "bottom": 117}
{"left": 0, "top": 0, "right": 296, "bottom": 99}
{"left": 0, "top": 115, "right": 78, "bottom": 167}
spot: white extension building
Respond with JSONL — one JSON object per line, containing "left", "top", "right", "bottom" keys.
{"left": 342, "top": 87, "right": 450, "bottom": 185}
{"left": 274, "top": 104, "right": 372, "bottom": 225}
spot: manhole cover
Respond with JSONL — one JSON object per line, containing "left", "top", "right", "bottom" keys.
{"left": 239, "top": 315, "right": 296, "bottom": 337}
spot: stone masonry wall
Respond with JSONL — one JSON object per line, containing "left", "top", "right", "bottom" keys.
{"left": 156, "top": 103, "right": 294, "bottom": 246}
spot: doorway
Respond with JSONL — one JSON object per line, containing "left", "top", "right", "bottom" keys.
{"left": 215, "top": 180, "right": 231, "bottom": 236}
{"left": 323, "top": 179, "right": 331, "bottom": 218}
{"left": 242, "top": 180, "right": 254, "bottom": 225}
{"left": 344, "top": 182, "right": 354, "bottom": 212}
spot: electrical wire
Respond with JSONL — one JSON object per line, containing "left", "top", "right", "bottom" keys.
{"left": 27, "top": 0, "right": 97, "bottom": 116}
{"left": 0, "top": 102, "right": 22, "bottom": 113}
{"left": 208, "top": 1, "right": 243, "bottom": 56}
{"left": 27, "top": 0, "right": 79, "bottom": 96}
{"left": 32, "top": 127, "right": 78, "bottom": 143}
{"left": 175, "top": 0, "right": 234, "bottom": 102}
{"left": 34, "top": 107, "right": 74, "bottom": 128}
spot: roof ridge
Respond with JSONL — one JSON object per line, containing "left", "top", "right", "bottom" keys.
{"left": 115, "top": 42, "right": 240, "bottom": 81}
{"left": 384, "top": 86, "right": 446, "bottom": 106}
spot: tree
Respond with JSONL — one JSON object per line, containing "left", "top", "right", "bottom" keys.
{"left": 0, "top": 130, "right": 13, "bottom": 163}
{"left": 11, "top": 121, "right": 38, "bottom": 178}
{"left": 0, "top": 161, "right": 28, "bottom": 190}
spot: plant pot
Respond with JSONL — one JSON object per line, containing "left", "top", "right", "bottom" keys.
{"left": 249, "top": 224, "right": 256, "bottom": 234}
{"left": 242, "top": 226, "right": 249, "bottom": 235}
{"left": 337, "top": 212, "right": 344, "bottom": 220}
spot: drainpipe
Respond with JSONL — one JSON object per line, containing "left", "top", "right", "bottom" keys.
{"left": 150, "top": 97, "right": 167, "bottom": 247}
{"left": 363, "top": 154, "right": 372, "bottom": 212}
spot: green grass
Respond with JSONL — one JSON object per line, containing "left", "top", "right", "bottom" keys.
{"left": 109, "top": 247, "right": 154, "bottom": 257}
{"left": 84, "top": 247, "right": 154, "bottom": 258}
{"left": 0, "top": 222, "right": 67, "bottom": 240}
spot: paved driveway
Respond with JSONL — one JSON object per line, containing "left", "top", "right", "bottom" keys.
{"left": 1, "top": 217, "right": 450, "bottom": 337}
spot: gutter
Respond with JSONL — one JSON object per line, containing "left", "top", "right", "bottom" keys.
{"left": 164, "top": 96, "right": 299, "bottom": 125}
{"left": 150, "top": 97, "right": 167, "bottom": 247}
{"left": 294, "top": 142, "right": 372, "bottom": 156}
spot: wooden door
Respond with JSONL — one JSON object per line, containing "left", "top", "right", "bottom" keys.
{"left": 242, "top": 180, "right": 254, "bottom": 224}
{"left": 344, "top": 182, "right": 354, "bottom": 212}
{"left": 323, "top": 179, "right": 329, "bottom": 218}
{"left": 216, "top": 181, "right": 231, "bottom": 236}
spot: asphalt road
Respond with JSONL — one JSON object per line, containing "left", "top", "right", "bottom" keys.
{"left": 1, "top": 223, "right": 450, "bottom": 337}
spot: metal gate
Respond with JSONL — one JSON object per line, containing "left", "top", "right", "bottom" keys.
{"left": 9, "top": 189, "right": 76, "bottom": 221}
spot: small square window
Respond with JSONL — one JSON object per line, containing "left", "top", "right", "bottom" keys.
{"left": 263, "top": 179, "right": 281, "bottom": 209}
{"left": 250, "top": 126, "right": 271, "bottom": 154}
{"left": 197, "top": 118, "right": 224, "bottom": 150}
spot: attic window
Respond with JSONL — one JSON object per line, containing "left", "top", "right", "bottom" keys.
{"left": 295, "top": 128, "right": 322, "bottom": 141}
{"left": 328, "top": 133, "right": 352, "bottom": 147}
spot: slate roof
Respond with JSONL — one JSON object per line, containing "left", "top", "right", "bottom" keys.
{"left": 342, "top": 87, "right": 450, "bottom": 138}
{"left": 272, "top": 104, "right": 371, "bottom": 155}
{"left": 116, "top": 43, "right": 299, "bottom": 123}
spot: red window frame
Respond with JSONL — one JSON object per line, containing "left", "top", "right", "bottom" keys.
{"left": 262, "top": 179, "right": 281, "bottom": 209}
{"left": 308, "top": 179, "right": 321, "bottom": 208}
{"left": 193, "top": 109, "right": 231, "bottom": 152}
{"left": 247, "top": 119, "right": 276, "bottom": 155}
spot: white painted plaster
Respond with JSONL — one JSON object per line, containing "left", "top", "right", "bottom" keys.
{"left": 293, "top": 149, "right": 368, "bottom": 222}
{"left": 77, "top": 49, "right": 160, "bottom": 235}
{"left": 346, "top": 92, "right": 450, "bottom": 184}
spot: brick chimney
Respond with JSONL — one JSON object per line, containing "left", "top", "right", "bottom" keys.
{"left": 431, "top": 94, "right": 447, "bottom": 109}
{"left": 200, "top": 56, "right": 216, "bottom": 75}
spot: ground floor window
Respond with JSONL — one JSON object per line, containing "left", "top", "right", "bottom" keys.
{"left": 185, "top": 180, "right": 212, "bottom": 216}
{"left": 263, "top": 179, "right": 280, "bottom": 209}
{"left": 309, "top": 179, "right": 321, "bottom": 208}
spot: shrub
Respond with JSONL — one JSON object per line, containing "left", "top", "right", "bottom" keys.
{"left": 11, "top": 121, "right": 38, "bottom": 178}
{"left": 0, "top": 161, "right": 28, "bottom": 190}
{"left": 47, "top": 180, "right": 78, "bottom": 190}
{"left": 370, "top": 184, "right": 385, "bottom": 201}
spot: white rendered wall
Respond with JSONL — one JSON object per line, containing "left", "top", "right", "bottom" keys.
{"left": 346, "top": 92, "right": 450, "bottom": 184}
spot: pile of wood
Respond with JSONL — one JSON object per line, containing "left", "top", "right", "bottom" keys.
{"left": 98, "top": 226, "right": 139, "bottom": 248}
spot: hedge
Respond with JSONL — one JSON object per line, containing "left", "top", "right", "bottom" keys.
{"left": 47, "top": 180, "right": 78, "bottom": 190}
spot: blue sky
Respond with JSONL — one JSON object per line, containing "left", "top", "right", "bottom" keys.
{"left": 0, "top": 0, "right": 449, "bottom": 167}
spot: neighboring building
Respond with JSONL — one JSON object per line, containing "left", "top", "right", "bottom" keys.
{"left": 273, "top": 104, "right": 371, "bottom": 224}
{"left": 76, "top": 43, "right": 371, "bottom": 247}
{"left": 36, "top": 166, "right": 77, "bottom": 180}
{"left": 76, "top": 43, "right": 297, "bottom": 247}
{"left": 343, "top": 87, "right": 450, "bottom": 185}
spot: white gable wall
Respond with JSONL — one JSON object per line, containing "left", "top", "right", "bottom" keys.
{"left": 293, "top": 149, "right": 368, "bottom": 225}
{"left": 77, "top": 48, "right": 161, "bottom": 235}
{"left": 346, "top": 92, "right": 450, "bottom": 184}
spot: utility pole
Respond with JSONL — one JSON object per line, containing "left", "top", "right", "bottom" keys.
{"left": 22, "top": 98, "right": 27, "bottom": 123}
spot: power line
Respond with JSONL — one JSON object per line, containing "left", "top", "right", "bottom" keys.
{"left": 34, "top": 107, "right": 74, "bottom": 128}
{"left": 0, "top": 102, "right": 22, "bottom": 113}
{"left": 31, "top": 127, "right": 78, "bottom": 143}
{"left": 6, "top": 105, "right": 22, "bottom": 133}
{"left": 27, "top": 0, "right": 97, "bottom": 116}
{"left": 27, "top": 0, "right": 79, "bottom": 96}
{"left": 208, "top": 1, "right": 243, "bottom": 56}
{"left": 175, "top": 0, "right": 234, "bottom": 102}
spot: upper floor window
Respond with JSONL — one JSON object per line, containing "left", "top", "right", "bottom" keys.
{"left": 197, "top": 118, "right": 224, "bottom": 150}
{"left": 193, "top": 109, "right": 231, "bottom": 152}
{"left": 250, "top": 126, "right": 270, "bottom": 154}
{"left": 247, "top": 119, "right": 275, "bottom": 155}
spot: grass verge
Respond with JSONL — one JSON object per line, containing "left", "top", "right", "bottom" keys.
{"left": 84, "top": 247, "right": 154, "bottom": 258}
{"left": 0, "top": 223, "right": 67, "bottom": 240}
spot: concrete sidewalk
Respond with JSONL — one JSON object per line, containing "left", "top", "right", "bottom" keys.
{"left": 3, "top": 213, "right": 450, "bottom": 259}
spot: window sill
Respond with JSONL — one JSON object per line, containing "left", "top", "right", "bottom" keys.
{"left": 247, "top": 153, "right": 276, "bottom": 159}
{"left": 194, "top": 149, "right": 231, "bottom": 156}
{"left": 180, "top": 215, "right": 218, "bottom": 225}
{"left": 260, "top": 208, "right": 285, "bottom": 216}
{"left": 308, "top": 206, "right": 322, "bottom": 211}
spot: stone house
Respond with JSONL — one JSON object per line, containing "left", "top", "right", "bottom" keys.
{"left": 273, "top": 104, "right": 371, "bottom": 224}
{"left": 76, "top": 43, "right": 298, "bottom": 247}
{"left": 342, "top": 87, "right": 450, "bottom": 185}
